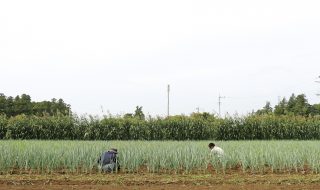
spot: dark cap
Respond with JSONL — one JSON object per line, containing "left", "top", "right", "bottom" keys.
{"left": 109, "top": 148, "right": 118, "bottom": 154}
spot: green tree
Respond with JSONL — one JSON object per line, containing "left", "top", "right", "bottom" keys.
{"left": 0, "top": 93, "right": 71, "bottom": 117}
{"left": 256, "top": 101, "right": 273, "bottom": 115}
{"left": 134, "top": 106, "right": 145, "bottom": 120}
{"left": 0, "top": 93, "right": 6, "bottom": 114}
{"left": 292, "top": 94, "right": 310, "bottom": 116}
{"left": 274, "top": 98, "right": 287, "bottom": 116}
{"left": 5, "top": 96, "right": 14, "bottom": 116}
{"left": 287, "top": 94, "right": 296, "bottom": 113}
{"left": 310, "top": 104, "right": 320, "bottom": 115}
{"left": 262, "top": 93, "right": 316, "bottom": 116}
{"left": 14, "top": 94, "right": 32, "bottom": 115}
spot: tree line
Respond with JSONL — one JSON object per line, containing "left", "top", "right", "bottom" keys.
{"left": 0, "top": 93, "right": 320, "bottom": 140}
{"left": 1, "top": 93, "right": 319, "bottom": 118}
{"left": 0, "top": 93, "right": 71, "bottom": 117}
{"left": 255, "top": 94, "right": 320, "bottom": 116}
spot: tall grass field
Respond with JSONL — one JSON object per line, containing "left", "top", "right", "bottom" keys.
{"left": 0, "top": 140, "right": 319, "bottom": 174}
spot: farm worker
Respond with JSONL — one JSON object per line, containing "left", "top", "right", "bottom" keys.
{"left": 97, "top": 148, "right": 120, "bottom": 172}
{"left": 208, "top": 143, "right": 224, "bottom": 158}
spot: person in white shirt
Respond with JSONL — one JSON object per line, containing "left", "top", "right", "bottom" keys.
{"left": 208, "top": 142, "right": 224, "bottom": 158}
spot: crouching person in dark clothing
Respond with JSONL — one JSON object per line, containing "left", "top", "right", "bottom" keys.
{"left": 97, "top": 148, "right": 120, "bottom": 172}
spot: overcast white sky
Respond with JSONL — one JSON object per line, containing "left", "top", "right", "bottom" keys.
{"left": 1, "top": 0, "right": 320, "bottom": 117}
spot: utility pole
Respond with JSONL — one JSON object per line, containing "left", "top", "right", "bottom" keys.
{"left": 218, "top": 94, "right": 225, "bottom": 117}
{"left": 316, "top": 76, "right": 320, "bottom": 96}
{"left": 100, "top": 105, "right": 104, "bottom": 115}
{"left": 196, "top": 107, "right": 200, "bottom": 113}
{"left": 167, "top": 84, "right": 170, "bottom": 117}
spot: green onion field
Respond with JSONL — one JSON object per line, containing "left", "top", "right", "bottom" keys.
{"left": 1, "top": 140, "right": 319, "bottom": 174}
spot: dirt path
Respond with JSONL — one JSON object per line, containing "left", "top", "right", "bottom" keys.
{"left": 1, "top": 184, "right": 320, "bottom": 190}
{"left": 1, "top": 173, "right": 320, "bottom": 190}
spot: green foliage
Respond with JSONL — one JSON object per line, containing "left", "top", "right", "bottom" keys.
{"left": 274, "top": 98, "right": 288, "bottom": 115}
{"left": 124, "top": 106, "right": 145, "bottom": 120}
{"left": 134, "top": 106, "right": 145, "bottom": 120}
{"left": 258, "top": 93, "right": 320, "bottom": 116}
{"left": 0, "top": 114, "right": 320, "bottom": 140}
{"left": 0, "top": 93, "right": 71, "bottom": 117}
{"left": 0, "top": 140, "right": 319, "bottom": 174}
{"left": 216, "top": 115, "right": 320, "bottom": 140}
{"left": 310, "top": 104, "right": 320, "bottom": 115}
{"left": 0, "top": 115, "right": 7, "bottom": 139}
{"left": 256, "top": 101, "right": 272, "bottom": 115}
{"left": 4, "top": 114, "right": 76, "bottom": 139}
{"left": 190, "top": 112, "right": 217, "bottom": 121}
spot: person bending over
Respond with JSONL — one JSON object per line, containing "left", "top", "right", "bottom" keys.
{"left": 208, "top": 143, "right": 224, "bottom": 158}
{"left": 97, "top": 148, "right": 120, "bottom": 172}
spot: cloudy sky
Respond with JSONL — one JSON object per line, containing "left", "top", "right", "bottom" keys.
{"left": 1, "top": 0, "right": 320, "bottom": 116}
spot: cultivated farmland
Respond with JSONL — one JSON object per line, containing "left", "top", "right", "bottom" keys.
{"left": 1, "top": 140, "right": 319, "bottom": 174}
